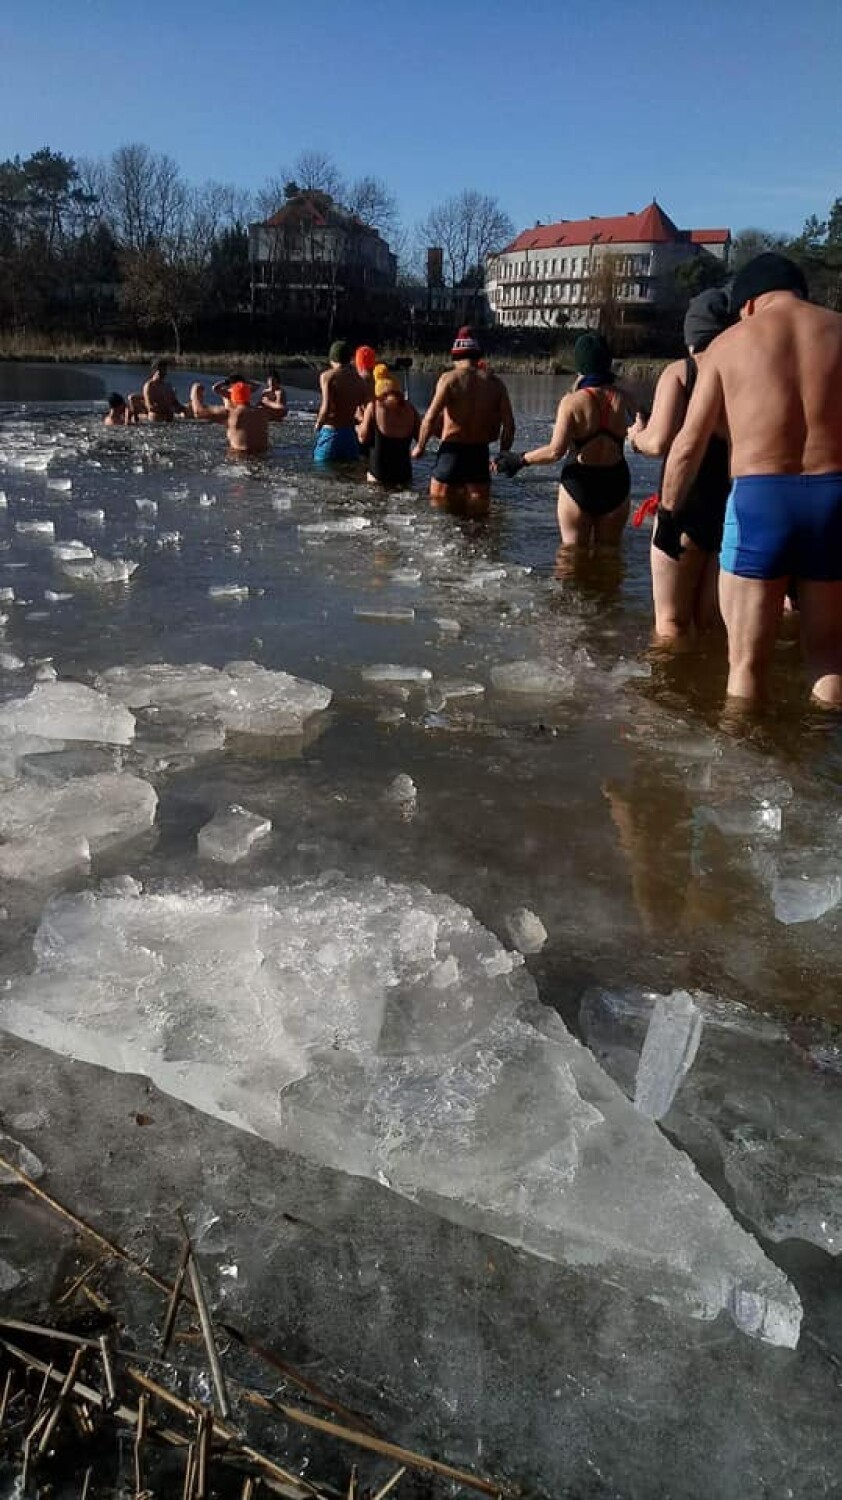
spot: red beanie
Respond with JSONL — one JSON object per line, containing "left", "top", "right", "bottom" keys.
{"left": 451, "top": 326, "right": 481, "bottom": 358}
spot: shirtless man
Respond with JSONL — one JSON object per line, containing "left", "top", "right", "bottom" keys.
{"left": 143, "top": 360, "right": 186, "bottom": 422}
{"left": 314, "top": 341, "right": 369, "bottom": 463}
{"left": 412, "top": 327, "right": 515, "bottom": 516}
{"left": 259, "top": 370, "right": 288, "bottom": 421}
{"left": 190, "top": 380, "right": 272, "bottom": 456}
{"left": 661, "top": 253, "right": 842, "bottom": 707}
{"left": 103, "top": 393, "right": 132, "bottom": 426}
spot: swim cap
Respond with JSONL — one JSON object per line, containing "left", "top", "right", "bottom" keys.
{"left": 451, "top": 326, "right": 481, "bottom": 359}
{"left": 355, "top": 345, "right": 377, "bottom": 374}
{"left": 375, "top": 374, "right": 402, "bottom": 398}
{"left": 329, "top": 340, "right": 352, "bottom": 365}
{"left": 228, "top": 381, "right": 252, "bottom": 406}
{"left": 730, "top": 253, "right": 808, "bottom": 312}
{"left": 574, "top": 333, "right": 612, "bottom": 378}
{"left": 683, "top": 287, "right": 733, "bottom": 352}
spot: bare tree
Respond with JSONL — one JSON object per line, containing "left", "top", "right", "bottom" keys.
{"left": 346, "top": 175, "right": 399, "bottom": 239}
{"left": 99, "top": 144, "right": 187, "bottom": 251}
{"left": 289, "top": 150, "right": 345, "bottom": 202}
{"left": 417, "top": 190, "right": 514, "bottom": 288}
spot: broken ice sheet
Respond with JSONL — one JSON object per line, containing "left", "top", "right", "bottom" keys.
{"left": 0, "top": 773, "right": 157, "bottom": 884}
{"left": 98, "top": 660, "right": 332, "bottom": 740}
{"left": 491, "top": 659, "right": 576, "bottom": 699}
{"left": 197, "top": 805, "right": 272, "bottom": 864}
{"left": 0, "top": 879, "right": 801, "bottom": 1346}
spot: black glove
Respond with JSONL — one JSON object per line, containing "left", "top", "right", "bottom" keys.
{"left": 496, "top": 451, "right": 527, "bottom": 477}
{"left": 652, "top": 505, "right": 685, "bottom": 561}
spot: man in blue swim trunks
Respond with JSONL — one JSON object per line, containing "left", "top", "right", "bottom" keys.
{"left": 661, "top": 252, "right": 842, "bottom": 707}
{"left": 314, "top": 341, "right": 369, "bottom": 463}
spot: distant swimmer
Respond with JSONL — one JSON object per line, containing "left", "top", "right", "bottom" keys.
{"left": 628, "top": 288, "right": 733, "bottom": 639}
{"left": 496, "top": 334, "right": 629, "bottom": 547}
{"left": 314, "top": 341, "right": 369, "bottom": 463}
{"left": 259, "top": 369, "right": 288, "bottom": 421}
{"left": 143, "top": 360, "right": 187, "bottom": 422}
{"left": 413, "top": 327, "right": 515, "bottom": 517}
{"left": 661, "top": 252, "right": 842, "bottom": 707}
{"left": 357, "top": 367, "right": 420, "bottom": 487}
{"left": 190, "top": 379, "right": 272, "bottom": 456}
{"left": 211, "top": 374, "right": 262, "bottom": 409}
{"left": 103, "top": 392, "right": 133, "bottom": 426}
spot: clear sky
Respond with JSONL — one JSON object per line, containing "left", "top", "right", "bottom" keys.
{"left": 2, "top": 0, "right": 840, "bottom": 241}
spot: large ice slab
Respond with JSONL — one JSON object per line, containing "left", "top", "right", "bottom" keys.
{"left": 0, "top": 681, "right": 135, "bottom": 748}
{"left": 98, "top": 660, "right": 331, "bottom": 739}
{"left": 581, "top": 986, "right": 842, "bottom": 1254}
{"left": 0, "top": 773, "right": 157, "bottom": 883}
{"left": 0, "top": 879, "right": 800, "bottom": 1344}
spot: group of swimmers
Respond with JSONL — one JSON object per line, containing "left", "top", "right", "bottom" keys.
{"left": 103, "top": 250, "right": 842, "bottom": 709}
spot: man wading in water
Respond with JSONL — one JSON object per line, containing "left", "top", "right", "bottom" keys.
{"left": 661, "top": 252, "right": 842, "bottom": 707}
{"left": 413, "top": 328, "right": 515, "bottom": 516}
{"left": 313, "top": 341, "right": 369, "bottom": 463}
{"left": 143, "top": 360, "right": 187, "bottom": 422}
{"left": 190, "top": 379, "right": 275, "bottom": 456}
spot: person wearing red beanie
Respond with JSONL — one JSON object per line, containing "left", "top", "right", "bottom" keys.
{"left": 412, "top": 327, "right": 515, "bottom": 516}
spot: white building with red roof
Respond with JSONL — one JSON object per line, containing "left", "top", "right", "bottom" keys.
{"left": 486, "top": 201, "right": 730, "bottom": 330}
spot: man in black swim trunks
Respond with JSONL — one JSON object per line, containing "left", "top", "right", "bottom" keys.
{"left": 412, "top": 327, "right": 515, "bottom": 517}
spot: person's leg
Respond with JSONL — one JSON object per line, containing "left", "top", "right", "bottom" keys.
{"left": 650, "top": 538, "right": 708, "bottom": 640}
{"left": 557, "top": 486, "right": 593, "bottom": 547}
{"left": 695, "top": 553, "right": 722, "bottom": 632}
{"left": 430, "top": 478, "right": 467, "bottom": 512}
{"left": 463, "top": 483, "right": 491, "bottom": 517}
{"left": 796, "top": 580, "right": 842, "bottom": 705}
{"left": 718, "top": 571, "right": 788, "bottom": 703}
{"left": 593, "top": 499, "right": 630, "bottom": 547}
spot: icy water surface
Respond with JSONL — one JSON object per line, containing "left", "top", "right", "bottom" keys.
{"left": 1, "top": 365, "right": 841, "bottom": 1498}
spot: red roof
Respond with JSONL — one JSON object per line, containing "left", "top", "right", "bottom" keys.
{"left": 503, "top": 201, "right": 728, "bottom": 254}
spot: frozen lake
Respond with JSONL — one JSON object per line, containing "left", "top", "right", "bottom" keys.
{"left": 0, "top": 362, "right": 840, "bottom": 1497}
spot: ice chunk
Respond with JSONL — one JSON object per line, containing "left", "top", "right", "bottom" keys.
{"left": 491, "top": 659, "right": 576, "bottom": 699}
{"left": 46, "top": 477, "right": 72, "bottom": 492}
{"left": 0, "top": 651, "right": 25, "bottom": 672}
{"left": 60, "top": 556, "right": 139, "bottom": 584}
{"left": 354, "top": 607, "right": 416, "bottom": 624}
{"left": 77, "top": 508, "right": 105, "bottom": 524}
{"left": 361, "top": 664, "right": 432, "bottom": 686}
{"left": 0, "top": 1132, "right": 44, "bottom": 1184}
{"left": 433, "top": 617, "right": 461, "bottom": 637}
{"left": 298, "top": 517, "right": 371, "bottom": 536}
{"left": 0, "top": 681, "right": 135, "bottom": 746}
{"left": 19, "top": 746, "right": 123, "bottom": 783}
{"left": 15, "top": 519, "right": 55, "bottom": 540}
{"left": 99, "top": 659, "right": 331, "bottom": 740}
{"left": 44, "top": 590, "right": 73, "bottom": 603}
{"left": 0, "top": 879, "right": 801, "bottom": 1346}
{"left": 607, "top": 659, "right": 652, "bottom": 687}
{"left": 197, "top": 805, "right": 272, "bottom": 864}
{"left": 0, "top": 1260, "right": 21, "bottom": 1292}
{"left": 384, "top": 773, "right": 417, "bottom": 819}
{"left": 135, "top": 498, "right": 158, "bottom": 517}
{"left": 0, "top": 588, "right": 15, "bottom": 604}
{"left": 0, "top": 773, "right": 156, "bottom": 883}
{"left": 634, "top": 992, "right": 703, "bottom": 1120}
{"left": 701, "top": 801, "right": 782, "bottom": 837}
{"left": 208, "top": 584, "right": 249, "bottom": 602}
{"left": 505, "top": 907, "right": 548, "bottom": 955}
{"left": 434, "top": 679, "right": 485, "bottom": 703}
{"left": 390, "top": 568, "right": 422, "bottom": 585}
{"left": 772, "top": 873, "right": 842, "bottom": 925}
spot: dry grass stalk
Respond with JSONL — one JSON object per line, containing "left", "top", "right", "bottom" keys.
{"left": 371, "top": 1467, "right": 406, "bottom": 1500}
{"left": 161, "top": 1236, "right": 192, "bottom": 1354}
{"left": 37, "top": 1346, "right": 86, "bottom": 1454}
{"left": 0, "top": 1367, "right": 12, "bottom": 1427}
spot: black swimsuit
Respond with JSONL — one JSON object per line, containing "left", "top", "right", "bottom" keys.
{"left": 560, "top": 387, "right": 630, "bottom": 517}
{"left": 369, "top": 417, "right": 414, "bottom": 487}
{"left": 661, "top": 358, "right": 730, "bottom": 553}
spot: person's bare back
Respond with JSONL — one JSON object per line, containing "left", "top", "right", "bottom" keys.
{"left": 431, "top": 367, "right": 514, "bottom": 446}
{"left": 317, "top": 364, "right": 369, "bottom": 430}
{"left": 226, "top": 405, "right": 270, "bottom": 455}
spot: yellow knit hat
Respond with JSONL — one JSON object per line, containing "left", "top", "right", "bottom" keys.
{"left": 375, "top": 374, "right": 402, "bottom": 398}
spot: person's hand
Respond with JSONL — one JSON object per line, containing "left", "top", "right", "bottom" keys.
{"left": 627, "top": 414, "right": 645, "bottom": 451}
{"left": 494, "top": 451, "right": 527, "bottom": 478}
{"left": 652, "top": 505, "right": 685, "bottom": 561}
{"left": 411, "top": 443, "right": 424, "bottom": 460}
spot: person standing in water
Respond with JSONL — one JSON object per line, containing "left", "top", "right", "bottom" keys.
{"left": 412, "top": 327, "right": 515, "bottom": 516}
{"left": 357, "top": 367, "right": 420, "bottom": 487}
{"left": 628, "top": 288, "right": 733, "bottom": 639}
{"left": 259, "top": 370, "right": 288, "bottom": 421}
{"left": 142, "top": 360, "right": 187, "bottom": 422}
{"left": 496, "top": 333, "right": 630, "bottom": 546}
{"left": 661, "top": 252, "right": 842, "bottom": 707}
{"left": 190, "top": 379, "right": 274, "bottom": 455}
{"left": 314, "top": 341, "right": 369, "bottom": 463}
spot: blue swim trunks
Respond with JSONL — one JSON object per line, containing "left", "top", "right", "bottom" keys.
{"left": 313, "top": 426, "right": 361, "bottom": 464}
{"left": 720, "top": 473, "right": 842, "bottom": 581}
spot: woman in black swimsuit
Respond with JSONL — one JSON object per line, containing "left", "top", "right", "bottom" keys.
{"left": 496, "top": 334, "right": 631, "bottom": 547}
{"left": 357, "top": 368, "right": 420, "bottom": 488}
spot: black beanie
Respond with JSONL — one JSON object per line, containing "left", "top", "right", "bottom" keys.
{"left": 730, "top": 253, "right": 808, "bottom": 313}
{"left": 574, "top": 332, "right": 612, "bottom": 378}
{"left": 683, "top": 287, "right": 733, "bottom": 352}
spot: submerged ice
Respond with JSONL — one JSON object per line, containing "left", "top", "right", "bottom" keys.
{"left": 0, "top": 878, "right": 801, "bottom": 1346}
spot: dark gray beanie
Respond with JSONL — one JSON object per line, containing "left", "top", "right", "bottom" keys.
{"left": 683, "top": 287, "right": 733, "bottom": 352}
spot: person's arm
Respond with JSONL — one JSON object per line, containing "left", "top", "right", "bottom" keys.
{"left": 628, "top": 363, "right": 686, "bottom": 458}
{"left": 142, "top": 378, "right": 154, "bottom": 414}
{"left": 660, "top": 361, "right": 724, "bottom": 513}
{"left": 498, "top": 384, "right": 515, "bottom": 452}
{"left": 357, "top": 402, "right": 375, "bottom": 449}
{"left": 189, "top": 383, "right": 227, "bottom": 422}
{"left": 525, "top": 394, "right": 575, "bottom": 465}
{"left": 315, "top": 371, "right": 331, "bottom": 431}
{"left": 412, "top": 376, "right": 449, "bottom": 457}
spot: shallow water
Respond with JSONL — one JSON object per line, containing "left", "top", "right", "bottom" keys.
{"left": 1, "top": 365, "right": 841, "bottom": 1497}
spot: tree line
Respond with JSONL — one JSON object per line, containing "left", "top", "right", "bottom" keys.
{"left": 0, "top": 144, "right": 514, "bottom": 354}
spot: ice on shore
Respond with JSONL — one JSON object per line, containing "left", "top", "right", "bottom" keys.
{"left": 99, "top": 660, "right": 332, "bottom": 740}
{"left": 0, "top": 681, "right": 135, "bottom": 748}
{"left": 197, "top": 805, "right": 272, "bottom": 864}
{"left": 0, "top": 878, "right": 801, "bottom": 1345}
{"left": 0, "top": 773, "right": 156, "bottom": 882}
{"left": 580, "top": 986, "right": 842, "bottom": 1253}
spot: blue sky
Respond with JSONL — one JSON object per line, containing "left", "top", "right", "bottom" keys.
{"left": 2, "top": 0, "right": 840, "bottom": 241}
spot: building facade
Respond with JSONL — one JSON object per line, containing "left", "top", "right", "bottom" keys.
{"left": 486, "top": 202, "right": 730, "bottom": 330}
{"left": 249, "top": 192, "right": 397, "bottom": 317}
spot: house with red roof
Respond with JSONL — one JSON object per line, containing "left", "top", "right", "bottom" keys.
{"left": 249, "top": 191, "right": 397, "bottom": 317}
{"left": 486, "top": 201, "right": 730, "bottom": 330}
